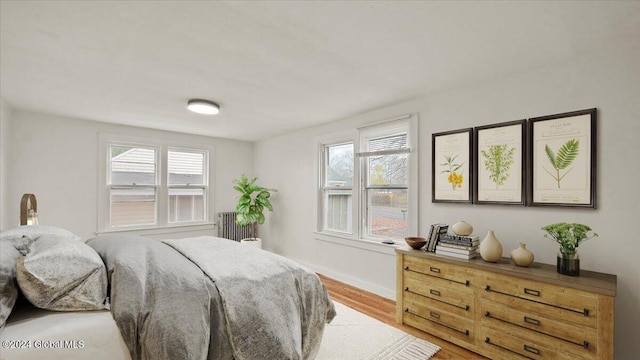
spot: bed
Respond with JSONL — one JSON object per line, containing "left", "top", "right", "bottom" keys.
{"left": 0, "top": 226, "right": 336, "bottom": 360}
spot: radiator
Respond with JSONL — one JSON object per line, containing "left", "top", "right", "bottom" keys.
{"left": 217, "top": 212, "right": 257, "bottom": 241}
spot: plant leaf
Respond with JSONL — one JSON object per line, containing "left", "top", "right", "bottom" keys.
{"left": 555, "top": 139, "right": 579, "bottom": 170}
{"left": 545, "top": 145, "right": 557, "bottom": 169}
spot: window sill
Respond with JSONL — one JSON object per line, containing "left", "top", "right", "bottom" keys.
{"left": 313, "top": 231, "right": 398, "bottom": 256}
{"left": 97, "top": 222, "right": 216, "bottom": 237}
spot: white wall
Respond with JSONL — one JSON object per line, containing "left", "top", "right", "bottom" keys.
{"left": 1, "top": 109, "right": 253, "bottom": 240}
{"left": 0, "top": 98, "right": 10, "bottom": 229}
{"left": 255, "top": 44, "right": 640, "bottom": 357}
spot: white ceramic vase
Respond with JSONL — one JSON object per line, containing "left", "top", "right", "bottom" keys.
{"left": 510, "top": 242, "right": 534, "bottom": 267}
{"left": 452, "top": 221, "right": 473, "bottom": 236}
{"left": 479, "top": 230, "right": 503, "bottom": 263}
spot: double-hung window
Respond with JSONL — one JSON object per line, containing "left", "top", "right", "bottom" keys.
{"left": 318, "top": 115, "right": 417, "bottom": 243}
{"left": 99, "top": 134, "right": 213, "bottom": 232}
{"left": 109, "top": 145, "right": 158, "bottom": 227}
{"left": 359, "top": 125, "right": 410, "bottom": 240}
{"left": 321, "top": 142, "right": 354, "bottom": 234}
{"left": 168, "top": 149, "right": 207, "bottom": 223}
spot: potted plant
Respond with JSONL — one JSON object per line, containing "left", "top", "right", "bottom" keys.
{"left": 233, "top": 174, "right": 276, "bottom": 247}
{"left": 541, "top": 222, "right": 598, "bottom": 276}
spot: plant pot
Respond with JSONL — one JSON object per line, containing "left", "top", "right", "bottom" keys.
{"left": 240, "top": 238, "right": 263, "bottom": 249}
{"left": 557, "top": 251, "right": 579, "bottom": 276}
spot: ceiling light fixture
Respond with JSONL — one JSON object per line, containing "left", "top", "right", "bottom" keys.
{"left": 187, "top": 99, "right": 220, "bottom": 115}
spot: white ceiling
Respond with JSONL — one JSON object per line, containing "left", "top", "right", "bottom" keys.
{"left": 1, "top": 1, "right": 639, "bottom": 141}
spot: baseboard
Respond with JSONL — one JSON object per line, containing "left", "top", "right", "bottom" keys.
{"left": 297, "top": 259, "right": 396, "bottom": 300}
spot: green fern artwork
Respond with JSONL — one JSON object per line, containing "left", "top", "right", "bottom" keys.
{"left": 544, "top": 138, "right": 579, "bottom": 188}
{"left": 481, "top": 145, "right": 516, "bottom": 189}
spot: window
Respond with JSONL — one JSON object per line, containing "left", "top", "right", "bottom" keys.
{"left": 168, "top": 150, "right": 206, "bottom": 223}
{"left": 99, "top": 135, "right": 213, "bottom": 232}
{"left": 322, "top": 143, "right": 354, "bottom": 233}
{"left": 318, "top": 115, "right": 417, "bottom": 243}
{"left": 360, "top": 132, "right": 409, "bottom": 239}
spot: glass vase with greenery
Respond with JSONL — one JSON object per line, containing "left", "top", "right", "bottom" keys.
{"left": 233, "top": 174, "right": 276, "bottom": 240}
{"left": 541, "top": 223, "right": 598, "bottom": 276}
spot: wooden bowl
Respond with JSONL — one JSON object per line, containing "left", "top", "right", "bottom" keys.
{"left": 405, "top": 237, "right": 427, "bottom": 249}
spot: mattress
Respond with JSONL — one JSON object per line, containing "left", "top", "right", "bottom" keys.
{"left": 0, "top": 303, "right": 130, "bottom": 360}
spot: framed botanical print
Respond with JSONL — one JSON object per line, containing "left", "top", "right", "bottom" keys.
{"left": 474, "top": 119, "right": 526, "bottom": 205}
{"left": 528, "top": 108, "right": 597, "bottom": 208}
{"left": 432, "top": 128, "right": 473, "bottom": 203}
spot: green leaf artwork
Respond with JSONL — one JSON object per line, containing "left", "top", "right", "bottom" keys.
{"left": 544, "top": 138, "right": 579, "bottom": 188}
{"left": 481, "top": 144, "right": 516, "bottom": 189}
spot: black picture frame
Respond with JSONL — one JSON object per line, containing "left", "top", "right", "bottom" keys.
{"left": 473, "top": 119, "right": 526, "bottom": 205}
{"left": 432, "top": 128, "right": 473, "bottom": 203}
{"left": 527, "top": 108, "right": 597, "bottom": 208}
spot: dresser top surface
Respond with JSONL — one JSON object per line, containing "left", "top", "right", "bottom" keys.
{"left": 396, "top": 247, "right": 617, "bottom": 296}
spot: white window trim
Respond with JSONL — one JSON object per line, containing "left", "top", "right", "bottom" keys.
{"left": 315, "top": 114, "right": 419, "bottom": 246}
{"left": 315, "top": 130, "right": 358, "bottom": 238}
{"left": 97, "top": 133, "right": 215, "bottom": 234}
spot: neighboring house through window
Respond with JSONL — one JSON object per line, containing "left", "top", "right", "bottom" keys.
{"left": 98, "top": 134, "right": 213, "bottom": 232}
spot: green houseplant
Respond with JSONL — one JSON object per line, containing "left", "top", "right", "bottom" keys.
{"left": 233, "top": 174, "right": 276, "bottom": 241}
{"left": 541, "top": 223, "right": 598, "bottom": 276}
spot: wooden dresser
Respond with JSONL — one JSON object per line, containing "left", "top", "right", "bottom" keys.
{"left": 396, "top": 248, "right": 616, "bottom": 359}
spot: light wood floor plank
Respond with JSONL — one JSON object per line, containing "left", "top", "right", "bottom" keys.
{"left": 319, "top": 274, "right": 487, "bottom": 360}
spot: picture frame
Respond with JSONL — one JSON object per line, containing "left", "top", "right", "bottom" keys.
{"left": 528, "top": 108, "right": 597, "bottom": 208}
{"left": 432, "top": 128, "right": 473, "bottom": 203}
{"left": 473, "top": 119, "right": 526, "bottom": 205}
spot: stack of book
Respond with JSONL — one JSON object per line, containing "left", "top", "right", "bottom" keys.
{"left": 425, "top": 223, "right": 449, "bottom": 252}
{"left": 435, "top": 233, "right": 479, "bottom": 259}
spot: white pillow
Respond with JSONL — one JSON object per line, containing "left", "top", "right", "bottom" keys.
{"left": 16, "top": 234, "right": 108, "bottom": 311}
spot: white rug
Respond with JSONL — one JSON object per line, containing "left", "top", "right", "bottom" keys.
{"left": 316, "top": 301, "right": 440, "bottom": 360}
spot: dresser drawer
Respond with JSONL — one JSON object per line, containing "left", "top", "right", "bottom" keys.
{"left": 403, "top": 256, "right": 474, "bottom": 288}
{"left": 404, "top": 271, "right": 474, "bottom": 311}
{"left": 404, "top": 288, "right": 472, "bottom": 319}
{"left": 482, "top": 300, "right": 597, "bottom": 358}
{"left": 480, "top": 271, "right": 597, "bottom": 327}
{"left": 481, "top": 326, "right": 589, "bottom": 359}
{"left": 403, "top": 305, "right": 474, "bottom": 346}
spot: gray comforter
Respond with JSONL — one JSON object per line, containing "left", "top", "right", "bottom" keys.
{"left": 88, "top": 234, "right": 335, "bottom": 360}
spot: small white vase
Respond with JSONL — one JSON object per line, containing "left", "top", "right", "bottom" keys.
{"left": 510, "top": 242, "right": 534, "bottom": 267}
{"left": 479, "top": 230, "right": 503, "bottom": 263}
{"left": 452, "top": 221, "right": 473, "bottom": 236}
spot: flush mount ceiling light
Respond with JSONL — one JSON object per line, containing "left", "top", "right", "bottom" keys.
{"left": 187, "top": 99, "right": 220, "bottom": 115}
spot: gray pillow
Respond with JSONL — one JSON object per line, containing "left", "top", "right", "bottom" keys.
{"left": 0, "top": 242, "right": 21, "bottom": 329}
{"left": 16, "top": 234, "right": 108, "bottom": 311}
{"left": 1, "top": 225, "right": 82, "bottom": 255}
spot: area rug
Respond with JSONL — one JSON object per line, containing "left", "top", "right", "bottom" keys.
{"left": 316, "top": 301, "right": 441, "bottom": 360}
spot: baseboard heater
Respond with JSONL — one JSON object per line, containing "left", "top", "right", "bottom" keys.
{"left": 217, "top": 212, "right": 257, "bottom": 241}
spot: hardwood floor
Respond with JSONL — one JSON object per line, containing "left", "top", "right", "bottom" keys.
{"left": 319, "top": 274, "right": 487, "bottom": 360}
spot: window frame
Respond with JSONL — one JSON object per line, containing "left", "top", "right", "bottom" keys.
{"left": 320, "top": 141, "right": 356, "bottom": 235}
{"left": 98, "top": 134, "right": 215, "bottom": 233}
{"left": 316, "top": 114, "right": 418, "bottom": 245}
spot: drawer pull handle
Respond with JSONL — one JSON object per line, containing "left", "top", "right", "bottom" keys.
{"left": 429, "top": 311, "right": 440, "bottom": 319}
{"left": 485, "top": 285, "right": 491, "bottom": 291}
{"left": 485, "top": 311, "right": 490, "bottom": 317}
{"left": 524, "top": 316, "right": 540, "bottom": 326}
{"left": 404, "top": 266, "right": 409, "bottom": 271}
{"left": 404, "top": 287, "right": 409, "bottom": 291}
{"left": 429, "top": 266, "right": 441, "bottom": 273}
{"left": 524, "top": 344, "right": 540, "bottom": 355}
{"left": 429, "top": 289, "right": 441, "bottom": 296}
{"left": 524, "top": 288, "right": 540, "bottom": 297}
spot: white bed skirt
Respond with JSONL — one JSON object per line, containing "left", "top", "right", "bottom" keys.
{"left": 1, "top": 303, "right": 130, "bottom": 360}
